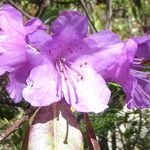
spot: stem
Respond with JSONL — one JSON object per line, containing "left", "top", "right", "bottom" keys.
{"left": 8, "top": 0, "right": 33, "bottom": 19}
{"left": 79, "top": 0, "right": 97, "bottom": 33}
{"left": 0, "top": 107, "right": 36, "bottom": 141}
{"left": 105, "top": 0, "right": 112, "bottom": 30}
{"left": 35, "top": 0, "right": 49, "bottom": 17}
{"left": 83, "top": 113, "right": 101, "bottom": 150}
{"left": 117, "top": 124, "right": 126, "bottom": 150}
{"left": 131, "top": 110, "right": 142, "bottom": 149}
{"left": 0, "top": 115, "right": 29, "bottom": 141}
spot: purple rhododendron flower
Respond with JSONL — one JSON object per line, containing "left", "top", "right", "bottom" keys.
{"left": 130, "top": 35, "right": 150, "bottom": 108}
{"left": 22, "top": 11, "right": 125, "bottom": 113}
{"left": 101, "top": 35, "right": 150, "bottom": 109}
{"left": 2, "top": 4, "right": 148, "bottom": 112}
{"left": 134, "top": 35, "right": 150, "bottom": 61}
{"left": 0, "top": 4, "right": 46, "bottom": 102}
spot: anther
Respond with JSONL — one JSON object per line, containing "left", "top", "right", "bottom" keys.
{"left": 64, "top": 77, "right": 68, "bottom": 80}
{"left": 80, "top": 76, "right": 83, "bottom": 80}
{"left": 80, "top": 64, "right": 83, "bottom": 68}
{"left": 140, "top": 58, "right": 145, "bottom": 64}
{"left": 70, "top": 106, "right": 75, "bottom": 112}
{"left": 60, "top": 69, "right": 64, "bottom": 73}
{"left": 146, "top": 74, "right": 150, "bottom": 79}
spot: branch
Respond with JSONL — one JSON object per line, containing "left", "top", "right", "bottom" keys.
{"left": 35, "top": 0, "right": 49, "bottom": 17}
{"left": 0, "top": 115, "right": 29, "bottom": 141}
{"left": 117, "top": 124, "right": 126, "bottom": 150}
{"left": 0, "top": 107, "right": 36, "bottom": 141}
{"left": 8, "top": 0, "right": 33, "bottom": 19}
{"left": 79, "top": 0, "right": 97, "bottom": 33}
{"left": 83, "top": 113, "right": 101, "bottom": 150}
{"left": 105, "top": 0, "right": 113, "bottom": 30}
{"left": 131, "top": 110, "right": 142, "bottom": 149}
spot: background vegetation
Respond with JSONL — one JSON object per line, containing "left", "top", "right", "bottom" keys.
{"left": 0, "top": 0, "right": 150, "bottom": 149}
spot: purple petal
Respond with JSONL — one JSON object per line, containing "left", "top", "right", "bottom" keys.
{"left": 26, "top": 30, "right": 52, "bottom": 50}
{"left": 0, "top": 44, "right": 26, "bottom": 75}
{"left": 126, "top": 77, "right": 150, "bottom": 109}
{"left": 0, "top": 4, "right": 26, "bottom": 40}
{"left": 125, "top": 39, "right": 137, "bottom": 63}
{"left": 84, "top": 30, "right": 124, "bottom": 73}
{"left": 134, "top": 35, "right": 150, "bottom": 44}
{"left": 134, "top": 35, "right": 150, "bottom": 61}
{"left": 6, "top": 45, "right": 47, "bottom": 103}
{"left": 61, "top": 63, "right": 110, "bottom": 113}
{"left": 102, "top": 50, "right": 130, "bottom": 86}
{"left": 25, "top": 18, "right": 46, "bottom": 33}
{"left": 51, "top": 11, "right": 88, "bottom": 40}
{"left": 0, "top": 5, "right": 48, "bottom": 75}
{"left": 7, "top": 62, "right": 31, "bottom": 102}
{"left": 22, "top": 57, "right": 61, "bottom": 106}
{"left": 84, "top": 30, "right": 122, "bottom": 51}
{"left": 0, "top": 4, "right": 26, "bottom": 74}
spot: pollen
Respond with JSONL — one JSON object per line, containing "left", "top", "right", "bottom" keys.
{"left": 80, "top": 62, "right": 88, "bottom": 68}
{"left": 80, "top": 76, "right": 83, "bottom": 80}
{"left": 70, "top": 106, "right": 75, "bottom": 112}
{"left": 64, "top": 77, "right": 68, "bottom": 80}
{"left": 84, "top": 62, "right": 88, "bottom": 65}
{"left": 140, "top": 58, "right": 145, "bottom": 64}
{"left": 60, "top": 69, "right": 64, "bottom": 73}
{"left": 80, "top": 64, "right": 83, "bottom": 67}
{"left": 77, "top": 73, "right": 84, "bottom": 80}
{"left": 146, "top": 74, "right": 150, "bottom": 79}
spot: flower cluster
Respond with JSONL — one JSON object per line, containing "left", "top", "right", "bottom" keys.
{"left": 0, "top": 4, "right": 150, "bottom": 113}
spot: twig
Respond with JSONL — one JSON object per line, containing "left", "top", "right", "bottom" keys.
{"left": 131, "top": 110, "right": 142, "bottom": 149}
{"left": 105, "top": 0, "right": 112, "bottom": 30}
{"left": 0, "top": 115, "right": 29, "bottom": 141}
{"left": 111, "top": 130, "right": 116, "bottom": 150}
{"left": 117, "top": 124, "right": 126, "bottom": 150}
{"left": 83, "top": 113, "right": 101, "bottom": 150}
{"left": 79, "top": 0, "right": 97, "bottom": 33}
{"left": 35, "top": 0, "right": 49, "bottom": 17}
{"left": 0, "top": 107, "right": 36, "bottom": 141}
{"left": 0, "top": 100, "right": 22, "bottom": 107}
{"left": 8, "top": 0, "right": 33, "bottom": 19}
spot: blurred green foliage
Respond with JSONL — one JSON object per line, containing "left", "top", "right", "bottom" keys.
{"left": 0, "top": 0, "right": 150, "bottom": 149}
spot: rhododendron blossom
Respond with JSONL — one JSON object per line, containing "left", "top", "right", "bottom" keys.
{"left": 101, "top": 36, "right": 150, "bottom": 108}
{"left": 0, "top": 4, "right": 149, "bottom": 113}
{"left": 0, "top": 4, "right": 46, "bottom": 102}
{"left": 22, "top": 12, "right": 125, "bottom": 113}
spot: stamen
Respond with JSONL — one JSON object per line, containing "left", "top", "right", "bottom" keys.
{"left": 79, "top": 62, "right": 88, "bottom": 67}
{"left": 65, "top": 62, "right": 84, "bottom": 81}
{"left": 132, "top": 64, "right": 150, "bottom": 69}
{"left": 136, "top": 84, "right": 150, "bottom": 100}
{"left": 55, "top": 63, "right": 62, "bottom": 97}
{"left": 64, "top": 77, "right": 68, "bottom": 80}
{"left": 133, "top": 57, "right": 145, "bottom": 65}
{"left": 84, "top": 62, "right": 88, "bottom": 65}
{"left": 142, "top": 60, "right": 150, "bottom": 65}
{"left": 146, "top": 74, "right": 150, "bottom": 79}
{"left": 56, "top": 58, "right": 87, "bottom": 104}
{"left": 80, "top": 64, "right": 83, "bottom": 67}
{"left": 130, "top": 69, "right": 150, "bottom": 83}
{"left": 80, "top": 76, "right": 83, "bottom": 80}
{"left": 70, "top": 106, "right": 75, "bottom": 112}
